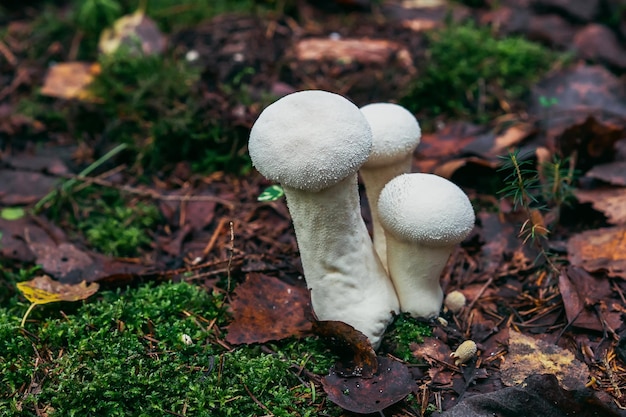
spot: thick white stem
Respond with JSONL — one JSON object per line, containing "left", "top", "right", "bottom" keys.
{"left": 283, "top": 175, "right": 399, "bottom": 348}
{"left": 359, "top": 155, "right": 413, "bottom": 271}
{"left": 384, "top": 234, "right": 451, "bottom": 318}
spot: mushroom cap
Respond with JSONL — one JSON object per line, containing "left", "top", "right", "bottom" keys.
{"left": 378, "top": 173, "right": 475, "bottom": 246}
{"left": 360, "top": 103, "right": 421, "bottom": 169}
{"left": 248, "top": 90, "right": 372, "bottom": 192}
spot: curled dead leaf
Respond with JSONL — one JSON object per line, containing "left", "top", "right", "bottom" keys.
{"left": 17, "top": 275, "right": 99, "bottom": 305}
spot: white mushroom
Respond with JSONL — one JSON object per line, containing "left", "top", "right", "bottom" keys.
{"left": 377, "top": 173, "right": 475, "bottom": 318}
{"left": 359, "top": 103, "right": 421, "bottom": 270}
{"left": 248, "top": 90, "right": 399, "bottom": 348}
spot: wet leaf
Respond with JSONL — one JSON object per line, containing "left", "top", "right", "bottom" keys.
{"left": 40, "top": 62, "right": 101, "bottom": 101}
{"left": 1, "top": 207, "right": 25, "bottom": 220}
{"left": 313, "top": 320, "right": 378, "bottom": 378}
{"left": 500, "top": 330, "right": 590, "bottom": 391}
{"left": 322, "top": 356, "right": 414, "bottom": 414}
{"left": 17, "top": 275, "right": 99, "bottom": 305}
{"left": 567, "top": 226, "right": 626, "bottom": 278}
{"left": 225, "top": 273, "right": 313, "bottom": 345}
{"left": 574, "top": 187, "right": 626, "bottom": 225}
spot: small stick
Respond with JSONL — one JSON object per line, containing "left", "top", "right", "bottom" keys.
{"left": 227, "top": 221, "right": 234, "bottom": 292}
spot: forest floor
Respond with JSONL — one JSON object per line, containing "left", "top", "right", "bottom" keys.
{"left": 1, "top": 0, "right": 626, "bottom": 416}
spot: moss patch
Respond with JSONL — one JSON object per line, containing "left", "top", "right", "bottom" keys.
{"left": 401, "top": 22, "right": 559, "bottom": 125}
{"left": 0, "top": 280, "right": 343, "bottom": 416}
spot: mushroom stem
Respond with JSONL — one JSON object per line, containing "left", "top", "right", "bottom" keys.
{"left": 359, "top": 156, "right": 412, "bottom": 269}
{"left": 383, "top": 237, "right": 451, "bottom": 318}
{"left": 283, "top": 175, "right": 399, "bottom": 348}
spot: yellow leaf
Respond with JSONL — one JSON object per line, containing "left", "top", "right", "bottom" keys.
{"left": 40, "top": 62, "right": 101, "bottom": 101}
{"left": 17, "top": 276, "right": 99, "bottom": 305}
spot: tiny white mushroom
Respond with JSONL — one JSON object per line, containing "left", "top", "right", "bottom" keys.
{"left": 451, "top": 340, "right": 477, "bottom": 366}
{"left": 444, "top": 290, "right": 467, "bottom": 314}
{"left": 377, "top": 173, "right": 475, "bottom": 318}
{"left": 248, "top": 90, "right": 399, "bottom": 348}
{"left": 359, "top": 103, "right": 421, "bottom": 270}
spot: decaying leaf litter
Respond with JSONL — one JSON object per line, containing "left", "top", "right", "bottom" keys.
{"left": 1, "top": 0, "right": 626, "bottom": 415}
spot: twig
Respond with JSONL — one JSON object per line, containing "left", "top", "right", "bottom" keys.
{"left": 54, "top": 173, "right": 236, "bottom": 208}
{"left": 227, "top": 221, "right": 235, "bottom": 292}
{"left": 242, "top": 381, "right": 273, "bottom": 416}
{"left": 34, "top": 143, "right": 129, "bottom": 212}
{"left": 0, "top": 39, "right": 17, "bottom": 66}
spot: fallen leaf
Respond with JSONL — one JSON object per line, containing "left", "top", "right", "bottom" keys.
{"left": 0, "top": 169, "right": 59, "bottom": 205}
{"left": 567, "top": 226, "right": 626, "bottom": 278}
{"left": 313, "top": 320, "right": 378, "bottom": 378}
{"left": 573, "top": 24, "right": 626, "bottom": 70}
{"left": 461, "top": 123, "right": 535, "bottom": 160}
{"left": 99, "top": 9, "right": 166, "bottom": 56}
{"left": 40, "top": 62, "right": 101, "bottom": 101}
{"left": 321, "top": 356, "right": 414, "bottom": 414}
{"left": 17, "top": 275, "right": 99, "bottom": 305}
{"left": 225, "top": 273, "right": 313, "bottom": 345}
{"left": 558, "top": 266, "right": 622, "bottom": 332}
{"left": 557, "top": 116, "right": 626, "bottom": 172}
{"left": 414, "top": 122, "right": 484, "bottom": 173}
{"left": 500, "top": 330, "right": 590, "bottom": 391}
{"left": 435, "top": 374, "right": 622, "bottom": 417}
{"left": 574, "top": 187, "right": 626, "bottom": 224}
{"left": 585, "top": 161, "right": 626, "bottom": 186}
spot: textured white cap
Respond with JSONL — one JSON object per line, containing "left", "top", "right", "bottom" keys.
{"left": 378, "top": 173, "right": 475, "bottom": 246}
{"left": 360, "top": 103, "right": 421, "bottom": 169}
{"left": 249, "top": 90, "right": 372, "bottom": 192}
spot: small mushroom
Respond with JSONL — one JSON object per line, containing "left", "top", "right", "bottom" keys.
{"left": 451, "top": 340, "right": 477, "bottom": 366}
{"left": 444, "top": 290, "right": 466, "bottom": 314}
{"left": 248, "top": 90, "right": 399, "bottom": 348}
{"left": 359, "top": 103, "right": 421, "bottom": 269}
{"left": 377, "top": 173, "right": 475, "bottom": 318}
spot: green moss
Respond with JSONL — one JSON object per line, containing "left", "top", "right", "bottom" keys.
{"left": 382, "top": 314, "right": 432, "bottom": 363}
{"left": 80, "top": 201, "right": 161, "bottom": 257}
{"left": 0, "top": 280, "right": 342, "bottom": 416}
{"left": 45, "top": 185, "right": 160, "bottom": 257}
{"left": 401, "top": 22, "right": 558, "bottom": 124}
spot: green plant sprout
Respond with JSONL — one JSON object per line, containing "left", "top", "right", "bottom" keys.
{"left": 538, "top": 96, "right": 559, "bottom": 108}
{"left": 498, "top": 150, "right": 576, "bottom": 270}
{"left": 257, "top": 185, "right": 285, "bottom": 202}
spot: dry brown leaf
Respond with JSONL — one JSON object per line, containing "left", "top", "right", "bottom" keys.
{"left": 585, "top": 161, "right": 626, "bottom": 186}
{"left": 558, "top": 266, "right": 622, "bottom": 332}
{"left": 567, "top": 226, "right": 626, "bottom": 278}
{"left": 225, "top": 273, "right": 313, "bottom": 345}
{"left": 40, "top": 62, "right": 101, "bottom": 101}
{"left": 17, "top": 275, "right": 99, "bottom": 305}
{"left": 500, "top": 330, "right": 590, "bottom": 391}
{"left": 574, "top": 187, "right": 626, "bottom": 225}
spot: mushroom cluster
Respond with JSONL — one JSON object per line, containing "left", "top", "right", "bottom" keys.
{"left": 248, "top": 90, "right": 475, "bottom": 348}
